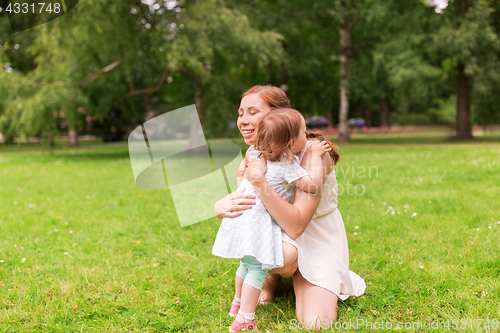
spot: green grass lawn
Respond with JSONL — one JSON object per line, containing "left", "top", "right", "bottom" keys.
{"left": 0, "top": 134, "right": 499, "bottom": 332}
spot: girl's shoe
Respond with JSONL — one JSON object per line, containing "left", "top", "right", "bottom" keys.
{"left": 229, "top": 302, "right": 240, "bottom": 317}
{"left": 229, "top": 318, "right": 259, "bottom": 332}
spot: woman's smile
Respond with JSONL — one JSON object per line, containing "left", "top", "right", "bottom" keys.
{"left": 241, "top": 129, "right": 255, "bottom": 137}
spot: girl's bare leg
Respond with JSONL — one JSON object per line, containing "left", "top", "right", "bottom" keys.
{"left": 293, "top": 270, "right": 338, "bottom": 331}
{"left": 235, "top": 274, "right": 244, "bottom": 299}
{"left": 239, "top": 283, "right": 261, "bottom": 314}
{"left": 259, "top": 242, "right": 298, "bottom": 304}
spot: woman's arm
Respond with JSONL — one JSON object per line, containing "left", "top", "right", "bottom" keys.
{"left": 214, "top": 188, "right": 256, "bottom": 221}
{"left": 246, "top": 146, "right": 332, "bottom": 239}
{"left": 214, "top": 145, "right": 257, "bottom": 221}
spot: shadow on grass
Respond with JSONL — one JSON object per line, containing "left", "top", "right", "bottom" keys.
{"left": 275, "top": 276, "right": 296, "bottom": 303}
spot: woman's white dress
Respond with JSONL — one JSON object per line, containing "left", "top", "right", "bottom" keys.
{"left": 283, "top": 140, "right": 366, "bottom": 300}
{"left": 212, "top": 148, "right": 308, "bottom": 270}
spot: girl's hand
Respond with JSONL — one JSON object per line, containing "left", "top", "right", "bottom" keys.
{"left": 214, "top": 188, "right": 256, "bottom": 219}
{"left": 245, "top": 157, "right": 267, "bottom": 184}
{"left": 309, "top": 140, "right": 331, "bottom": 157}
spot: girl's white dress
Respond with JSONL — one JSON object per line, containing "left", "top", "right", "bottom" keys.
{"left": 283, "top": 140, "right": 366, "bottom": 300}
{"left": 212, "top": 148, "right": 308, "bottom": 270}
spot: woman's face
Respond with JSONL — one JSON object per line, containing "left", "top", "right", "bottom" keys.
{"left": 237, "top": 93, "right": 272, "bottom": 145}
{"left": 291, "top": 117, "right": 308, "bottom": 154}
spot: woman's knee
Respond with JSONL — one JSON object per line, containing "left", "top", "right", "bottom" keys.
{"left": 280, "top": 242, "right": 298, "bottom": 278}
{"left": 294, "top": 271, "right": 338, "bottom": 330}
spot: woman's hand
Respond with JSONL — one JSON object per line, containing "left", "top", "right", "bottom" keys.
{"left": 245, "top": 157, "right": 267, "bottom": 184}
{"left": 214, "top": 188, "right": 256, "bottom": 220}
{"left": 309, "top": 140, "right": 331, "bottom": 157}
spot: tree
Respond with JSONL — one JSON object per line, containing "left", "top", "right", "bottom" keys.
{"left": 0, "top": 0, "right": 284, "bottom": 144}
{"left": 432, "top": 0, "right": 500, "bottom": 138}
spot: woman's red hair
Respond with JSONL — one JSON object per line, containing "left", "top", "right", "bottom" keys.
{"left": 242, "top": 85, "right": 290, "bottom": 109}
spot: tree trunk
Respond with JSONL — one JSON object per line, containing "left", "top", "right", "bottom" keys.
{"left": 456, "top": 62, "right": 473, "bottom": 139}
{"left": 359, "top": 98, "right": 366, "bottom": 119}
{"left": 3, "top": 135, "right": 14, "bottom": 145}
{"left": 188, "top": 82, "right": 206, "bottom": 153}
{"left": 48, "top": 129, "right": 55, "bottom": 147}
{"left": 364, "top": 99, "right": 372, "bottom": 127}
{"left": 67, "top": 128, "right": 79, "bottom": 147}
{"left": 379, "top": 98, "right": 389, "bottom": 127}
{"left": 338, "top": 0, "right": 352, "bottom": 142}
{"left": 280, "top": 58, "right": 289, "bottom": 93}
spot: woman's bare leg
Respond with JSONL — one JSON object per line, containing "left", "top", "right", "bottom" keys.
{"left": 294, "top": 270, "right": 338, "bottom": 331}
{"left": 258, "top": 242, "right": 298, "bottom": 304}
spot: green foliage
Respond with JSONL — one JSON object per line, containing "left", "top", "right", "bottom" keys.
{"left": 2, "top": 0, "right": 500, "bottom": 143}
{"left": 1, "top": 0, "right": 283, "bottom": 142}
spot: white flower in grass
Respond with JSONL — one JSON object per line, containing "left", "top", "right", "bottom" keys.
{"left": 21, "top": 258, "right": 26, "bottom": 263}
{"left": 65, "top": 222, "right": 68, "bottom": 225}
{"left": 383, "top": 202, "right": 387, "bottom": 205}
{"left": 54, "top": 229, "right": 58, "bottom": 232}
{"left": 355, "top": 226, "right": 359, "bottom": 229}
{"left": 391, "top": 211, "right": 395, "bottom": 215}
{"left": 488, "top": 225, "right": 492, "bottom": 229}
{"left": 69, "top": 230, "right": 73, "bottom": 234}
{"left": 399, "top": 262, "right": 402, "bottom": 265}
{"left": 476, "top": 228, "right": 480, "bottom": 231}
{"left": 459, "top": 254, "right": 462, "bottom": 257}
{"left": 354, "top": 232, "right": 357, "bottom": 235}
{"left": 411, "top": 213, "right": 417, "bottom": 217}
{"left": 0, "top": 260, "right": 4, "bottom": 263}
{"left": 419, "top": 265, "right": 424, "bottom": 269}
{"left": 64, "top": 252, "right": 68, "bottom": 255}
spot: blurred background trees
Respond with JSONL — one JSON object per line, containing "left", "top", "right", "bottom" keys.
{"left": 1, "top": 0, "right": 499, "bottom": 144}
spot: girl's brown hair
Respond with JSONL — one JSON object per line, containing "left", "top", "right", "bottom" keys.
{"left": 242, "top": 85, "right": 340, "bottom": 164}
{"left": 242, "top": 85, "right": 290, "bottom": 109}
{"left": 255, "top": 108, "right": 303, "bottom": 163}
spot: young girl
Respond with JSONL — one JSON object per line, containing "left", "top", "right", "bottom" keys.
{"left": 212, "top": 109, "right": 331, "bottom": 332}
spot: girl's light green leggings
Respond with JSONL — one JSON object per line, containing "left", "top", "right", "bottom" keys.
{"left": 236, "top": 256, "right": 269, "bottom": 291}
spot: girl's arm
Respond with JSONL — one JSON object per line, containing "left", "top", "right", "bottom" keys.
{"left": 292, "top": 141, "right": 331, "bottom": 194}
{"left": 246, "top": 144, "right": 332, "bottom": 239}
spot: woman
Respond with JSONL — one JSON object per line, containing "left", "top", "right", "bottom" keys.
{"left": 214, "top": 85, "right": 365, "bottom": 329}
